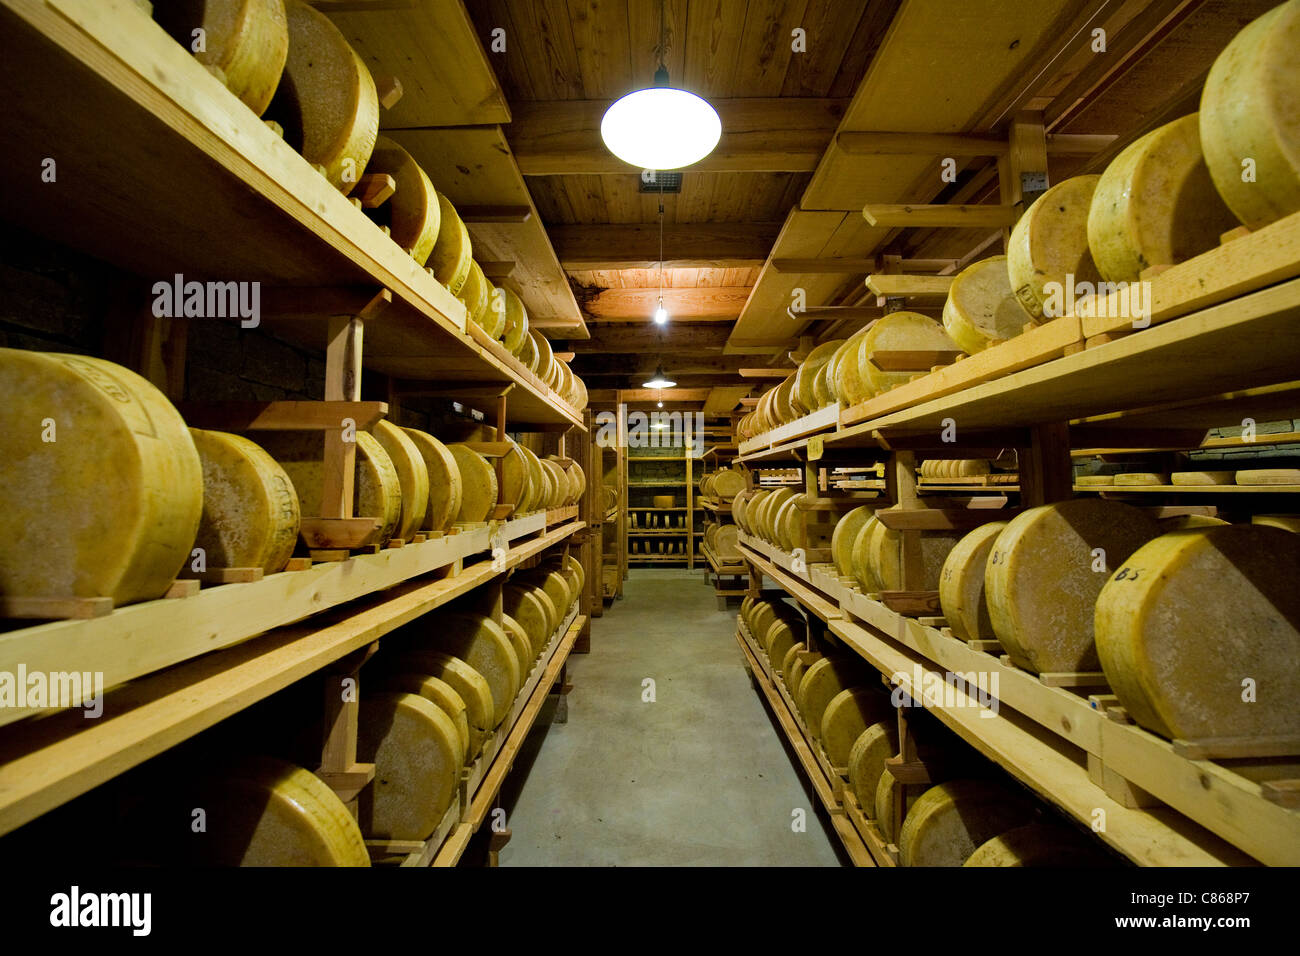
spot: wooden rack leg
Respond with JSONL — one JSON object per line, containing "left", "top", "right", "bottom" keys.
{"left": 317, "top": 642, "right": 379, "bottom": 814}
{"left": 1019, "top": 421, "right": 1073, "bottom": 506}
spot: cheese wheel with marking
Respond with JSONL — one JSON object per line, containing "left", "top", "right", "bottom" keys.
{"left": 857, "top": 519, "right": 960, "bottom": 593}
{"left": 831, "top": 506, "right": 874, "bottom": 578}
{"left": 190, "top": 428, "right": 299, "bottom": 574}
{"left": 939, "top": 521, "right": 1008, "bottom": 644}
{"left": 400, "top": 428, "right": 462, "bottom": 533}
{"left": 1199, "top": 1, "right": 1300, "bottom": 228}
{"left": 375, "top": 672, "right": 470, "bottom": 759}
{"left": 266, "top": 0, "right": 377, "bottom": 195}
{"left": 1088, "top": 114, "right": 1239, "bottom": 282}
{"left": 986, "top": 499, "right": 1160, "bottom": 673}
{"left": 849, "top": 721, "right": 900, "bottom": 815}
{"left": 1095, "top": 524, "right": 1300, "bottom": 741}
{"left": 447, "top": 444, "right": 497, "bottom": 523}
{"left": 1007, "top": 175, "right": 1102, "bottom": 321}
{"left": 1171, "top": 470, "right": 1235, "bottom": 485}
{"left": 155, "top": 0, "right": 289, "bottom": 116}
{"left": 357, "top": 692, "right": 464, "bottom": 840}
{"left": 942, "top": 255, "right": 1030, "bottom": 355}
{"left": 428, "top": 193, "right": 472, "bottom": 295}
{"left": 854, "top": 312, "right": 959, "bottom": 402}
{"left": 365, "top": 135, "right": 440, "bottom": 266}
{"left": 824, "top": 691, "right": 895, "bottom": 770}
{"left": 0, "top": 351, "right": 203, "bottom": 605}
{"left": 899, "top": 779, "right": 1033, "bottom": 867}
{"left": 371, "top": 420, "right": 429, "bottom": 540}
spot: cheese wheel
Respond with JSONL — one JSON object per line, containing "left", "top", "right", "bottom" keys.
{"left": 459, "top": 259, "right": 493, "bottom": 332}
{"left": 428, "top": 193, "right": 472, "bottom": 295}
{"left": 564, "top": 552, "right": 586, "bottom": 596}
{"left": 501, "top": 612, "right": 533, "bottom": 675}
{"left": 732, "top": 490, "right": 755, "bottom": 529}
{"left": 899, "top": 779, "right": 1032, "bottom": 867}
{"left": 848, "top": 721, "right": 900, "bottom": 815}
{"left": 812, "top": 360, "right": 835, "bottom": 409}
{"left": 1158, "top": 514, "right": 1229, "bottom": 532}
{"left": 855, "top": 312, "right": 959, "bottom": 400}
{"left": 780, "top": 642, "right": 805, "bottom": 683}
{"left": 1237, "top": 468, "right": 1300, "bottom": 485}
{"left": 357, "top": 692, "right": 464, "bottom": 840}
{"left": 376, "top": 672, "right": 470, "bottom": 759}
{"left": 365, "top": 136, "right": 440, "bottom": 266}
{"left": 1199, "top": 1, "right": 1300, "bottom": 228}
{"left": 520, "top": 446, "right": 546, "bottom": 512}
{"left": 774, "top": 494, "right": 804, "bottom": 553}
{"left": 447, "top": 444, "right": 497, "bottom": 523}
{"left": 1007, "top": 175, "right": 1102, "bottom": 321}
{"left": 748, "top": 600, "right": 800, "bottom": 651}
{"left": 1075, "top": 474, "right": 1115, "bottom": 486}
{"left": 711, "top": 469, "right": 746, "bottom": 501}
{"left": 0, "top": 351, "right": 203, "bottom": 605}
{"left": 858, "top": 520, "right": 960, "bottom": 593}
{"left": 428, "top": 612, "right": 520, "bottom": 725}
{"left": 850, "top": 516, "right": 883, "bottom": 591}
{"left": 266, "top": 0, "right": 377, "bottom": 195}
{"left": 759, "top": 487, "right": 796, "bottom": 542}
{"left": 787, "top": 657, "right": 809, "bottom": 697}
{"left": 941, "top": 255, "right": 1029, "bottom": 355}
{"left": 964, "top": 823, "right": 1112, "bottom": 867}
{"left": 190, "top": 428, "right": 300, "bottom": 574}
{"left": 716, "top": 524, "right": 741, "bottom": 560}
{"left": 1252, "top": 514, "right": 1300, "bottom": 532}
{"left": 875, "top": 768, "right": 920, "bottom": 843}
{"left": 831, "top": 506, "right": 873, "bottom": 578}
{"left": 155, "top": 0, "right": 289, "bottom": 116}
{"left": 794, "top": 339, "right": 843, "bottom": 413}
{"left": 505, "top": 583, "right": 553, "bottom": 656}
{"left": 372, "top": 420, "right": 429, "bottom": 540}
{"left": 1171, "top": 470, "right": 1235, "bottom": 485}
{"left": 530, "top": 329, "right": 556, "bottom": 388}
{"left": 381, "top": 651, "right": 491, "bottom": 758}
{"left": 259, "top": 429, "right": 401, "bottom": 541}
{"left": 764, "top": 619, "right": 799, "bottom": 665}
{"left": 796, "top": 657, "right": 864, "bottom": 741}
{"left": 520, "top": 324, "right": 541, "bottom": 375}
{"left": 1089, "top": 114, "right": 1239, "bottom": 282}
{"left": 832, "top": 325, "right": 874, "bottom": 408}
{"left": 400, "top": 428, "right": 462, "bottom": 533}
{"left": 774, "top": 375, "right": 799, "bottom": 424}
{"left": 500, "top": 287, "right": 529, "bottom": 355}
{"left": 1095, "top": 524, "right": 1300, "bottom": 741}
{"left": 1114, "top": 472, "right": 1167, "bottom": 486}
{"left": 740, "top": 595, "right": 756, "bottom": 624}
{"left": 496, "top": 440, "right": 529, "bottom": 517}
{"left": 743, "top": 490, "right": 769, "bottom": 535}
{"left": 521, "top": 569, "right": 572, "bottom": 625}
{"left": 541, "top": 459, "right": 568, "bottom": 509}
{"left": 824, "top": 691, "right": 895, "bottom": 770}
{"left": 986, "top": 499, "right": 1160, "bottom": 673}
{"left": 939, "top": 522, "right": 1008, "bottom": 643}
{"left": 957, "top": 459, "right": 990, "bottom": 477}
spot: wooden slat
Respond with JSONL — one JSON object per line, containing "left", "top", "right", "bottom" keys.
{"left": 552, "top": 222, "right": 781, "bottom": 270}
{"left": 864, "top": 274, "right": 954, "bottom": 298}
{"left": 862, "top": 204, "right": 1019, "bottom": 228}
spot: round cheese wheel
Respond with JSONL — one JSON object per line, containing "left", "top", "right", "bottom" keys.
{"left": 812, "top": 360, "right": 835, "bottom": 409}
{"left": 382, "top": 650, "right": 491, "bottom": 758}
{"left": 519, "top": 325, "right": 541, "bottom": 375}
{"left": 857, "top": 519, "right": 960, "bottom": 593}
{"left": 520, "top": 446, "right": 546, "bottom": 511}
{"left": 541, "top": 458, "right": 568, "bottom": 509}
{"left": 939, "top": 521, "right": 1008, "bottom": 643}
{"left": 365, "top": 135, "right": 440, "bottom": 266}
{"left": 796, "top": 656, "right": 864, "bottom": 741}
{"left": 0, "top": 351, "right": 203, "bottom": 605}
{"left": 500, "top": 612, "right": 533, "bottom": 676}
{"left": 266, "top": 0, "right": 377, "bottom": 195}
{"left": 1095, "top": 524, "right": 1300, "bottom": 741}
{"left": 376, "top": 672, "right": 471, "bottom": 759}
{"left": 832, "top": 506, "right": 874, "bottom": 577}
{"left": 431, "top": 612, "right": 520, "bottom": 725}
{"left": 781, "top": 641, "right": 805, "bottom": 684}
{"left": 496, "top": 440, "right": 530, "bottom": 517}
{"left": 848, "top": 720, "right": 900, "bottom": 815}
{"left": 824, "top": 690, "right": 894, "bottom": 769}
{"left": 459, "top": 259, "right": 492, "bottom": 332}
{"left": 155, "top": 0, "right": 289, "bottom": 116}
{"left": 428, "top": 193, "right": 472, "bottom": 295}
{"left": 964, "top": 822, "right": 1112, "bottom": 867}
{"left": 794, "top": 339, "right": 843, "bottom": 412}
{"left": 716, "top": 524, "right": 740, "bottom": 560}
{"left": 774, "top": 375, "right": 799, "bottom": 423}
{"left": 743, "top": 490, "right": 769, "bottom": 534}
{"left": 447, "top": 444, "right": 497, "bottom": 523}
{"left": 1237, "top": 468, "right": 1300, "bottom": 485}
{"left": 372, "top": 420, "right": 429, "bottom": 540}
{"left": 740, "top": 595, "right": 756, "bottom": 625}
{"left": 854, "top": 312, "right": 959, "bottom": 401}
{"left": 190, "top": 428, "right": 300, "bottom": 574}
{"left": 942, "top": 255, "right": 1029, "bottom": 355}
{"left": 1199, "top": 2, "right": 1300, "bottom": 229}
{"left": 1114, "top": 472, "right": 1167, "bottom": 485}
{"left": 564, "top": 552, "right": 587, "bottom": 595}
{"left": 712, "top": 469, "right": 746, "bottom": 501}
{"left": 1252, "top": 514, "right": 1300, "bottom": 532}
{"left": 1171, "top": 470, "right": 1235, "bottom": 485}
{"left": 832, "top": 325, "right": 874, "bottom": 408}
{"left": 986, "top": 499, "right": 1160, "bottom": 673}
{"left": 787, "top": 657, "right": 809, "bottom": 697}
{"left": 500, "top": 287, "right": 529, "bottom": 355}
{"left": 400, "top": 428, "right": 462, "bottom": 533}
{"left": 1007, "top": 175, "right": 1102, "bottom": 321}
{"left": 850, "top": 516, "right": 883, "bottom": 592}
{"left": 521, "top": 569, "right": 572, "bottom": 624}
{"left": 530, "top": 329, "right": 556, "bottom": 387}
{"left": 357, "top": 691, "right": 464, "bottom": 840}
{"left": 1158, "top": 514, "right": 1229, "bottom": 532}
{"left": 1089, "top": 114, "right": 1239, "bottom": 282}
{"left": 875, "top": 767, "right": 920, "bottom": 844}
{"left": 774, "top": 494, "right": 804, "bottom": 552}
{"left": 899, "top": 779, "right": 1032, "bottom": 867}
{"left": 505, "top": 583, "right": 555, "bottom": 655}
{"left": 1075, "top": 474, "right": 1114, "bottom": 486}
{"left": 748, "top": 600, "right": 800, "bottom": 650}
{"left": 760, "top": 487, "right": 796, "bottom": 542}
{"left": 765, "top": 618, "right": 799, "bottom": 664}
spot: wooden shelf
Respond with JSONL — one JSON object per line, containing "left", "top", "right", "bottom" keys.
{"left": 1075, "top": 484, "right": 1300, "bottom": 493}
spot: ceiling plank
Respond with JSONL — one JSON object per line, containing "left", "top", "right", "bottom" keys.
{"left": 585, "top": 286, "right": 752, "bottom": 320}
{"left": 553, "top": 222, "right": 781, "bottom": 269}
{"left": 703, "top": 385, "right": 754, "bottom": 417}
{"left": 565, "top": 325, "right": 731, "bottom": 353}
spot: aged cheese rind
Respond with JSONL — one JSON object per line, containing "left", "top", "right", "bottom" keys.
{"left": 447, "top": 444, "right": 498, "bottom": 523}
{"left": 1171, "top": 470, "right": 1235, "bottom": 486}
{"left": 155, "top": 0, "right": 289, "bottom": 116}
{"left": 1007, "top": 175, "right": 1101, "bottom": 321}
{"left": 372, "top": 419, "right": 429, "bottom": 540}
{"left": 853, "top": 312, "right": 959, "bottom": 403}
{"left": 823, "top": 691, "right": 894, "bottom": 770}
{"left": 366, "top": 135, "right": 440, "bottom": 266}
{"left": 459, "top": 259, "right": 492, "bottom": 332}
{"left": 376, "top": 672, "right": 470, "bottom": 759}
{"left": 795, "top": 339, "right": 843, "bottom": 413}
{"left": 848, "top": 720, "right": 900, "bottom": 816}
{"left": 899, "top": 779, "right": 1032, "bottom": 867}
{"left": 796, "top": 657, "right": 863, "bottom": 742}
{"left": 401, "top": 428, "right": 462, "bottom": 532}
{"left": 939, "top": 522, "right": 1008, "bottom": 643}
{"left": 941, "top": 255, "right": 1029, "bottom": 355}
{"left": 429, "top": 193, "right": 472, "bottom": 295}
{"left": 385, "top": 649, "right": 492, "bottom": 757}
{"left": 432, "top": 612, "right": 521, "bottom": 725}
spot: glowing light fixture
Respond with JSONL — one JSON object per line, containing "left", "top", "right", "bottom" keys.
{"left": 653, "top": 299, "right": 669, "bottom": 325}
{"left": 642, "top": 364, "right": 676, "bottom": 389}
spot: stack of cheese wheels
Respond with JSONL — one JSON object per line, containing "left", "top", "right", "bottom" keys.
{"left": 939, "top": 522, "right": 1008, "bottom": 643}
{"left": 154, "top": 0, "right": 289, "bottom": 116}
{"left": 265, "top": 0, "right": 377, "bottom": 195}
{"left": 986, "top": 499, "right": 1159, "bottom": 673}
{"left": 795, "top": 339, "right": 844, "bottom": 411}
{"left": 1199, "top": 1, "right": 1300, "bottom": 229}
{"left": 1088, "top": 114, "right": 1239, "bottom": 282}
{"left": 500, "top": 613, "right": 533, "bottom": 673}
{"left": 1007, "top": 175, "right": 1102, "bottom": 321}
{"left": 543, "top": 457, "right": 572, "bottom": 508}
{"left": 715, "top": 524, "right": 741, "bottom": 561}
{"left": 731, "top": 490, "right": 754, "bottom": 533}
{"left": 376, "top": 670, "right": 471, "bottom": 761}
{"left": 190, "top": 428, "right": 300, "bottom": 574}
{"left": 851, "top": 516, "right": 959, "bottom": 593}
{"left": 920, "top": 458, "right": 991, "bottom": 480}
{"left": 850, "top": 312, "right": 960, "bottom": 403}
{"left": 812, "top": 359, "right": 836, "bottom": 409}
{"left": 824, "top": 688, "right": 894, "bottom": 769}
{"left": 847, "top": 719, "right": 899, "bottom": 812}
{"left": 710, "top": 468, "right": 746, "bottom": 501}
{"left": 390, "top": 613, "right": 516, "bottom": 726}
{"left": 505, "top": 581, "right": 557, "bottom": 657}
{"left": 497, "top": 439, "right": 532, "bottom": 517}
{"left": 174, "top": 756, "right": 370, "bottom": 866}
{"left": 400, "top": 428, "right": 462, "bottom": 533}
{"left": 518, "top": 567, "right": 573, "bottom": 629}
{"left": 964, "top": 822, "right": 1112, "bottom": 867}
{"left": 1095, "top": 524, "right": 1300, "bottom": 741}
{"left": 529, "top": 328, "right": 556, "bottom": 387}
{"left": 941, "top": 255, "right": 1030, "bottom": 355}
{"left": 374, "top": 645, "right": 493, "bottom": 758}
{"left": 798, "top": 656, "right": 869, "bottom": 743}
{"left": 429, "top": 193, "right": 472, "bottom": 295}
{"left": 832, "top": 326, "right": 873, "bottom": 408}
{"left": 357, "top": 690, "right": 464, "bottom": 841}
{"left": 363, "top": 135, "right": 440, "bottom": 266}
{"left": 830, "top": 506, "right": 874, "bottom": 579}
{"left": 757, "top": 487, "right": 795, "bottom": 544}
{"left": 500, "top": 287, "right": 530, "bottom": 357}
{"left": 258, "top": 430, "right": 402, "bottom": 542}
{"left": 446, "top": 444, "right": 497, "bottom": 523}
{"left": 739, "top": 489, "right": 767, "bottom": 535}
{"left": 899, "top": 779, "right": 1033, "bottom": 867}
{"left": 0, "top": 350, "right": 202, "bottom": 606}
{"left": 745, "top": 598, "right": 802, "bottom": 650}
{"left": 456, "top": 261, "right": 492, "bottom": 335}
{"left": 371, "top": 420, "right": 429, "bottom": 541}
{"left": 774, "top": 492, "right": 808, "bottom": 553}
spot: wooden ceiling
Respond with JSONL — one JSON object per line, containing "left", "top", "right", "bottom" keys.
{"left": 454, "top": 0, "right": 1273, "bottom": 411}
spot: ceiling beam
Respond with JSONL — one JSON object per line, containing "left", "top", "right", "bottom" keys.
{"left": 572, "top": 355, "right": 752, "bottom": 377}
{"left": 585, "top": 286, "right": 752, "bottom": 321}
{"left": 739, "top": 368, "right": 794, "bottom": 378}
{"left": 509, "top": 98, "right": 849, "bottom": 175}
{"left": 553, "top": 222, "right": 781, "bottom": 270}
{"left": 565, "top": 325, "right": 731, "bottom": 354}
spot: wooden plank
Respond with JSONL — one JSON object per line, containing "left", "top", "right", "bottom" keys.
{"left": 585, "top": 287, "right": 752, "bottom": 321}
{"left": 862, "top": 204, "right": 1019, "bottom": 229}
{"left": 0, "top": 597, "right": 113, "bottom": 620}
{"left": 702, "top": 385, "right": 752, "bottom": 417}
{"left": 551, "top": 222, "right": 781, "bottom": 270}
{"left": 867, "top": 349, "right": 965, "bottom": 371}
{"left": 837, "top": 131, "right": 1009, "bottom": 156}
{"left": 864, "top": 275, "right": 954, "bottom": 298}
{"left": 178, "top": 400, "right": 388, "bottom": 431}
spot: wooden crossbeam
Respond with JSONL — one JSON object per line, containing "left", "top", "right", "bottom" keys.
{"left": 862, "top": 204, "right": 1019, "bottom": 228}
{"left": 865, "top": 275, "right": 954, "bottom": 299}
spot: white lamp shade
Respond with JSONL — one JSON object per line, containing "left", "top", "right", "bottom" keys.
{"left": 601, "top": 87, "right": 722, "bottom": 170}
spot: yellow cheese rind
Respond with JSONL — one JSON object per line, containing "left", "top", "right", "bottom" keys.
{"left": 1114, "top": 472, "right": 1167, "bottom": 486}
{"left": 505, "top": 583, "right": 556, "bottom": 655}
{"left": 156, "top": 0, "right": 289, "bottom": 116}
{"left": 499, "top": 612, "right": 532, "bottom": 678}
{"left": 964, "top": 823, "right": 1112, "bottom": 867}
{"left": 432, "top": 612, "right": 521, "bottom": 725}
{"left": 366, "top": 135, "right": 440, "bottom": 266}
{"left": 372, "top": 419, "right": 429, "bottom": 540}
{"left": 795, "top": 657, "right": 863, "bottom": 742}
{"left": 939, "top": 522, "right": 1008, "bottom": 643}
{"left": 1087, "top": 114, "right": 1239, "bottom": 282}
{"left": 376, "top": 672, "right": 471, "bottom": 759}
{"left": 400, "top": 428, "right": 462, "bottom": 533}
{"left": 848, "top": 720, "right": 900, "bottom": 815}
{"left": 780, "top": 641, "right": 805, "bottom": 685}
{"left": 831, "top": 506, "right": 874, "bottom": 578}
{"left": 1236, "top": 468, "right": 1300, "bottom": 485}
{"left": 447, "top": 444, "right": 498, "bottom": 523}
{"left": 0, "top": 350, "right": 203, "bottom": 605}
{"left": 500, "top": 287, "right": 529, "bottom": 355}
{"left": 899, "top": 779, "right": 1032, "bottom": 867}
{"left": 832, "top": 326, "right": 874, "bottom": 409}
{"left": 1075, "top": 474, "right": 1114, "bottom": 486}
{"left": 1252, "top": 514, "right": 1300, "bottom": 532}
{"left": 1158, "top": 514, "right": 1228, "bottom": 532}
{"left": 824, "top": 692, "right": 894, "bottom": 770}
{"left": 190, "top": 428, "right": 300, "bottom": 574}
{"left": 1007, "top": 175, "right": 1101, "bottom": 321}
{"left": 1199, "top": 2, "right": 1300, "bottom": 229}
{"left": 856, "top": 518, "right": 959, "bottom": 593}
{"left": 812, "top": 360, "right": 834, "bottom": 410}
{"left": 795, "top": 339, "right": 843, "bottom": 412}
{"left": 387, "top": 651, "right": 492, "bottom": 758}
{"left": 941, "top": 255, "right": 1029, "bottom": 355}
{"left": 1171, "top": 470, "right": 1235, "bottom": 486}
{"left": 428, "top": 193, "right": 472, "bottom": 295}
{"left": 986, "top": 499, "right": 1159, "bottom": 673}
{"left": 459, "top": 260, "right": 493, "bottom": 332}
{"left": 1094, "top": 525, "right": 1300, "bottom": 741}
{"left": 875, "top": 767, "right": 920, "bottom": 844}
{"left": 854, "top": 312, "right": 958, "bottom": 403}
{"left": 765, "top": 619, "right": 799, "bottom": 665}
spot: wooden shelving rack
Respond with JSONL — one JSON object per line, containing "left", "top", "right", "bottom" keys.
{"left": 626, "top": 446, "right": 696, "bottom": 569}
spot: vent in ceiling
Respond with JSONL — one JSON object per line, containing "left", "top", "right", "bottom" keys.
{"left": 638, "top": 171, "right": 683, "bottom": 194}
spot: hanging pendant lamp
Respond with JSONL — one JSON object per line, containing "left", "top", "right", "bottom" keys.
{"left": 642, "top": 364, "right": 676, "bottom": 389}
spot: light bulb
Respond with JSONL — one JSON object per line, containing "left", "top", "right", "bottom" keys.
{"left": 657, "top": 400, "right": 663, "bottom": 408}
{"left": 601, "top": 87, "right": 721, "bottom": 170}
{"left": 653, "top": 303, "right": 669, "bottom": 325}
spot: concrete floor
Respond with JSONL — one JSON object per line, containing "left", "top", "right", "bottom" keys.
{"left": 498, "top": 568, "right": 844, "bottom": 866}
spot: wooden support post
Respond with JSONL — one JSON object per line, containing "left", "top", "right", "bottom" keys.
{"left": 999, "top": 110, "right": 1049, "bottom": 244}
{"left": 1019, "top": 422, "right": 1073, "bottom": 507}
{"left": 321, "top": 315, "right": 363, "bottom": 520}
{"left": 318, "top": 642, "right": 379, "bottom": 813}
{"left": 884, "top": 451, "right": 924, "bottom": 590}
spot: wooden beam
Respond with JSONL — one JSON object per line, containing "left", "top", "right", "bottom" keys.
{"left": 862, "top": 204, "right": 1020, "bottom": 228}
{"left": 478, "top": 260, "right": 516, "bottom": 278}
{"left": 553, "top": 222, "right": 780, "bottom": 269}
{"left": 509, "top": 98, "right": 849, "bottom": 175}
{"left": 838, "top": 131, "right": 1009, "bottom": 156}
{"left": 739, "top": 368, "right": 794, "bottom": 378}
{"left": 585, "top": 286, "right": 752, "bottom": 321}
{"left": 772, "top": 257, "right": 961, "bottom": 274}
{"left": 458, "top": 205, "right": 531, "bottom": 223}
{"left": 865, "top": 275, "right": 954, "bottom": 299}
{"left": 568, "top": 325, "right": 730, "bottom": 354}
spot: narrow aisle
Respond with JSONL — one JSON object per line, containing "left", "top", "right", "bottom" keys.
{"left": 500, "top": 569, "right": 843, "bottom": 866}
